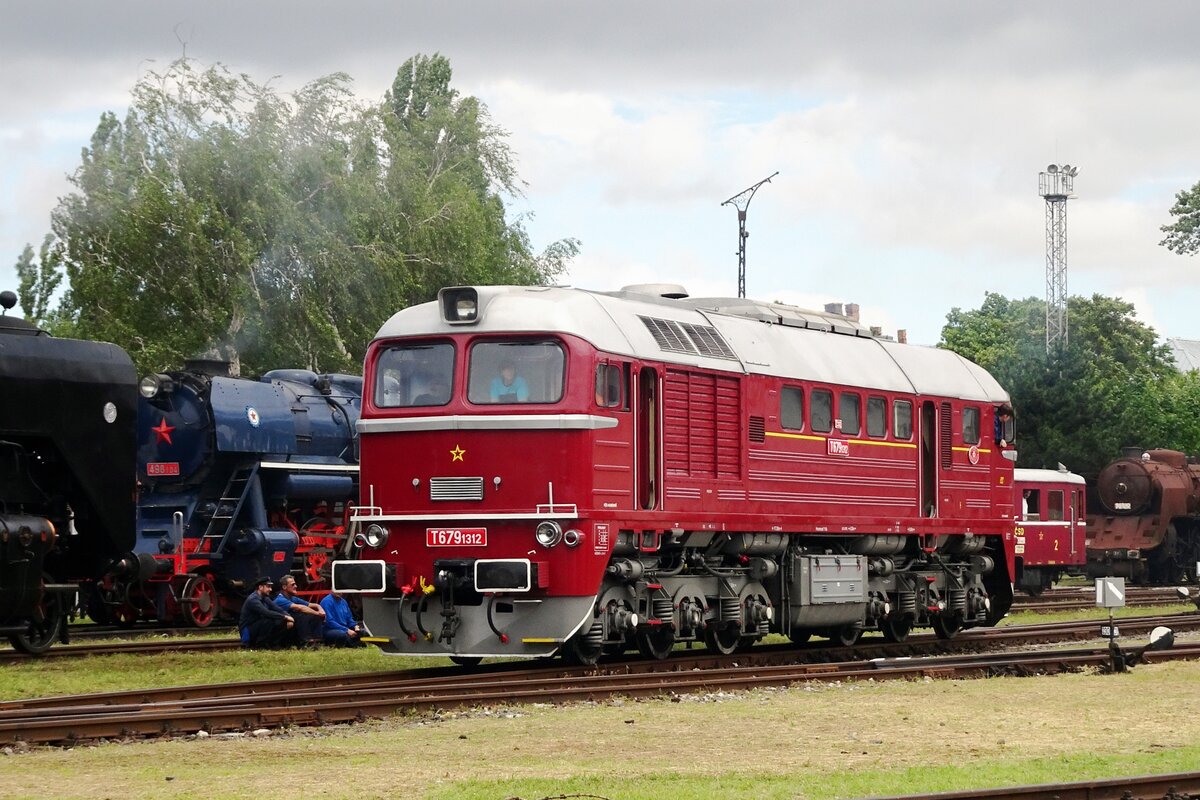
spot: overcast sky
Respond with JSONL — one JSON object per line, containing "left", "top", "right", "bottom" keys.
{"left": 3, "top": 1, "right": 1199, "bottom": 345}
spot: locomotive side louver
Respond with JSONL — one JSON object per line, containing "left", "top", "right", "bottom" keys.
{"left": 639, "top": 316, "right": 738, "bottom": 361}
{"left": 430, "top": 476, "right": 485, "bottom": 501}
{"left": 748, "top": 416, "right": 765, "bottom": 443}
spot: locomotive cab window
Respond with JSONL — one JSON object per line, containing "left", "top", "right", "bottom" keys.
{"left": 867, "top": 396, "right": 886, "bottom": 438}
{"left": 469, "top": 340, "right": 565, "bottom": 404}
{"left": 811, "top": 388, "right": 833, "bottom": 433}
{"left": 1023, "top": 489, "right": 1040, "bottom": 521}
{"left": 1047, "top": 490, "right": 1065, "bottom": 521}
{"left": 962, "top": 407, "right": 980, "bottom": 445}
{"left": 595, "top": 362, "right": 627, "bottom": 409}
{"left": 893, "top": 399, "right": 913, "bottom": 440}
{"left": 375, "top": 342, "right": 455, "bottom": 408}
{"left": 839, "top": 392, "right": 861, "bottom": 436}
{"left": 781, "top": 386, "right": 804, "bottom": 430}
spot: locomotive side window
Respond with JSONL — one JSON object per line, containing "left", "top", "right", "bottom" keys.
{"left": 375, "top": 342, "right": 455, "bottom": 408}
{"left": 1023, "top": 489, "right": 1041, "bottom": 520}
{"left": 839, "top": 392, "right": 861, "bottom": 436}
{"left": 469, "top": 340, "right": 565, "bottom": 404}
{"left": 1047, "top": 490, "right": 1065, "bottom": 521}
{"left": 893, "top": 399, "right": 913, "bottom": 440}
{"left": 962, "top": 407, "right": 980, "bottom": 445}
{"left": 811, "top": 388, "right": 833, "bottom": 433}
{"left": 595, "top": 362, "right": 625, "bottom": 408}
{"left": 866, "top": 396, "right": 886, "bottom": 438}
{"left": 780, "top": 386, "right": 804, "bottom": 430}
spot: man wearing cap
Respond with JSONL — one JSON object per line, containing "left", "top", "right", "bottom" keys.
{"left": 238, "top": 577, "right": 293, "bottom": 649}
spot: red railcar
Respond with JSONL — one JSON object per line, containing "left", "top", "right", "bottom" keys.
{"left": 1011, "top": 468, "right": 1087, "bottom": 594}
{"left": 333, "top": 284, "right": 1019, "bottom": 663}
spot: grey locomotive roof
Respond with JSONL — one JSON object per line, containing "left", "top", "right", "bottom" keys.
{"left": 374, "top": 285, "right": 1009, "bottom": 403}
{"left": 1014, "top": 468, "right": 1086, "bottom": 486}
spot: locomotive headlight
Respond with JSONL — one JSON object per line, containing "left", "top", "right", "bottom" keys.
{"left": 139, "top": 373, "right": 175, "bottom": 399}
{"left": 562, "top": 529, "right": 582, "bottom": 547}
{"left": 439, "top": 287, "right": 480, "bottom": 324}
{"left": 363, "top": 524, "right": 389, "bottom": 549}
{"left": 535, "top": 520, "right": 563, "bottom": 548}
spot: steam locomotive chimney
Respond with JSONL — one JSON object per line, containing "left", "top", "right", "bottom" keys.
{"left": 184, "top": 357, "right": 232, "bottom": 377}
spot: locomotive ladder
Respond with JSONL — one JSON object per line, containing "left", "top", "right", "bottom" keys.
{"left": 194, "top": 463, "right": 260, "bottom": 555}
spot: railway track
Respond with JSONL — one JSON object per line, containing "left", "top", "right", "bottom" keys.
{"left": 868, "top": 770, "right": 1200, "bottom": 799}
{"left": 1, "top": 611, "right": 1197, "bottom": 746}
{"left": 1011, "top": 585, "right": 1194, "bottom": 613}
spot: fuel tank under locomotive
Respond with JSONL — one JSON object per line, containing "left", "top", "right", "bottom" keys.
{"left": 1088, "top": 448, "right": 1200, "bottom": 584}
{"left": 98, "top": 361, "right": 361, "bottom": 626}
{"left": 0, "top": 300, "right": 137, "bottom": 652}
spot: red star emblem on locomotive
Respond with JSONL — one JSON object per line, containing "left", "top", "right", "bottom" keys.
{"left": 151, "top": 418, "right": 175, "bottom": 445}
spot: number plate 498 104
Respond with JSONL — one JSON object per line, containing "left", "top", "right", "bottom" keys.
{"left": 426, "top": 527, "right": 487, "bottom": 547}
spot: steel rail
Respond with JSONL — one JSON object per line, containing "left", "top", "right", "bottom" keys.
{"left": 1, "top": 616, "right": 1198, "bottom": 746}
{"left": 864, "top": 769, "right": 1200, "bottom": 799}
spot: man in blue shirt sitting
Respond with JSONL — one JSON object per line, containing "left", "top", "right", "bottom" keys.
{"left": 489, "top": 360, "right": 529, "bottom": 402}
{"left": 272, "top": 574, "right": 327, "bottom": 647}
{"left": 320, "top": 590, "right": 366, "bottom": 647}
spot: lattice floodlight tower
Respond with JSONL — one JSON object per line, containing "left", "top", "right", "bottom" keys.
{"left": 1039, "top": 164, "right": 1078, "bottom": 353}
{"left": 722, "top": 171, "right": 778, "bottom": 298}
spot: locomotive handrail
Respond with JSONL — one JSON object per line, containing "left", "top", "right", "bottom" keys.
{"left": 258, "top": 461, "right": 360, "bottom": 472}
{"left": 351, "top": 511, "right": 580, "bottom": 522}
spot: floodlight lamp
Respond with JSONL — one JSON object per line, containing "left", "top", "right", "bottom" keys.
{"left": 1047, "top": 164, "right": 1058, "bottom": 174}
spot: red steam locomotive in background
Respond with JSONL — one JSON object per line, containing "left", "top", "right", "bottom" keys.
{"left": 333, "top": 283, "right": 1021, "bottom": 664}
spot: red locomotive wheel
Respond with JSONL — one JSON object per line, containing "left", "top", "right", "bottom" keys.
{"left": 181, "top": 576, "right": 218, "bottom": 628}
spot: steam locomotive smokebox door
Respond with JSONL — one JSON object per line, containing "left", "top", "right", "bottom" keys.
{"left": 788, "top": 554, "right": 868, "bottom": 627}
{"left": 209, "top": 378, "right": 296, "bottom": 454}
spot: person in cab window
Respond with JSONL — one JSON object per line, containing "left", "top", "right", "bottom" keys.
{"left": 413, "top": 377, "right": 449, "bottom": 405}
{"left": 994, "top": 403, "right": 1013, "bottom": 447}
{"left": 489, "top": 359, "right": 529, "bottom": 402}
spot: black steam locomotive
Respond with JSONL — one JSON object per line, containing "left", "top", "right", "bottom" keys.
{"left": 0, "top": 291, "right": 137, "bottom": 652}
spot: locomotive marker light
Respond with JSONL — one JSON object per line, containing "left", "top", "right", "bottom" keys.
{"left": 139, "top": 373, "right": 175, "bottom": 399}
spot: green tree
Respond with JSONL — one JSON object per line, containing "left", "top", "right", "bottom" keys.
{"left": 12, "top": 234, "right": 64, "bottom": 329}
{"left": 940, "top": 293, "right": 1179, "bottom": 476}
{"left": 40, "top": 54, "right": 575, "bottom": 375}
{"left": 1161, "top": 180, "right": 1200, "bottom": 256}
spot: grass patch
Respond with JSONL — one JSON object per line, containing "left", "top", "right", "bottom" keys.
{"left": 1, "top": 661, "right": 1199, "bottom": 799}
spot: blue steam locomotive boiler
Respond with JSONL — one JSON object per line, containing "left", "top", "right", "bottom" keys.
{"left": 96, "top": 360, "right": 362, "bottom": 627}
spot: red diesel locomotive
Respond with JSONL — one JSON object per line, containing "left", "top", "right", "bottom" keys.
{"left": 333, "top": 284, "right": 1019, "bottom": 664}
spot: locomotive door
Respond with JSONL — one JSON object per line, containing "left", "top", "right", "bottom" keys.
{"left": 636, "top": 366, "right": 659, "bottom": 510}
{"left": 920, "top": 401, "right": 937, "bottom": 517}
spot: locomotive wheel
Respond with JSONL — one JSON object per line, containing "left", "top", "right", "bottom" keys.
{"left": 831, "top": 623, "right": 863, "bottom": 647}
{"left": 704, "top": 623, "right": 742, "bottom": 655}
{"left": 880, "top": 618, "right": 912, "bottom": 643}
{"left": 9, "top": 586, "right": 66, "bottom": 655}
{"left": 449, "top": 656, "right": 483, "bottom": 668}
{"left": 787, "top": 629, "right": 811, "bottom": 644}
{"left": 636, "top": 626, "right": 675, "bottom": 660}
{"left": 564, "top": 633, "right": 604, "bottom": 666}
{"left": 181, "top": 575, "right": 218, "bottom": 628}
{"left": 931, "top": 613, "right": 964, "bottom": 640}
